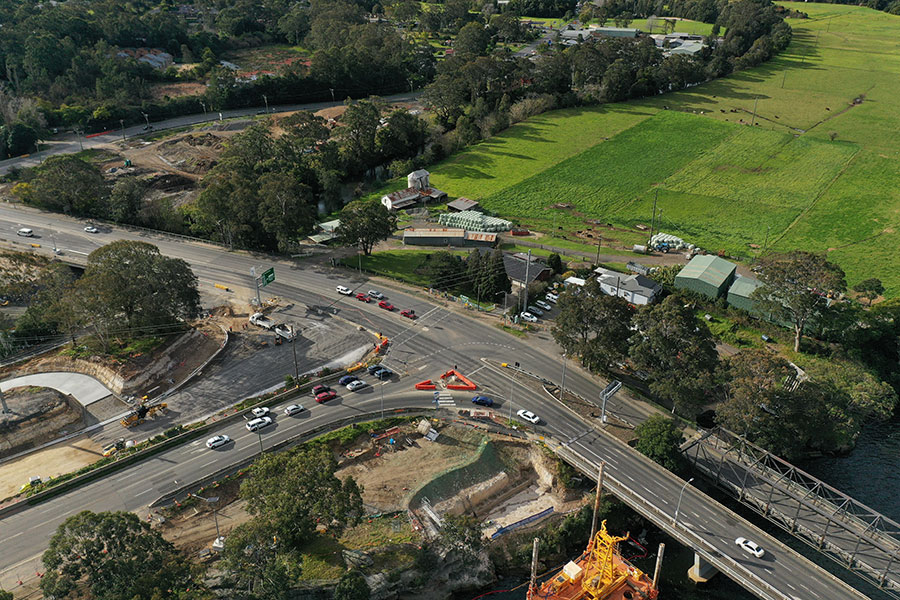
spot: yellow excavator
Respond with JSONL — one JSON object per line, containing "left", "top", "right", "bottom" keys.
{"left": 120, "top": 402, "right": 167, "bottom": 428}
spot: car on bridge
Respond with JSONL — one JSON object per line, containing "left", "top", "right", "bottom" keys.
{"left": 400, "top": 309, "right": 416, "bottom": 319}
{"left": 251, "top": 406, "right": 270, "bottom": 418}
{"left": 356, "top": 293, "right": 371, "bottom": 302}
{"left": 336, "top": 285, "right": 352, "bottom": 295}
{"left": 316, "top": 390, "right": 337, "bottom": 403}
{"left": 206, "top": 434, "right": 231, "bottom": 449}
{"left": 284, "top": 404, "right": 305, "bottom": 416}
{"left": 472, "top": 396, "right": 493, "bottom": 407}
{"left": 368, "top": 290, "right": 385, "bottom": 299}
{"left": 378, "top": 300, "right": 395, "bottom": 311}
{"left": 339, "top": 375, "right": 358, "bottom": 386}
{"left": 347, "top": 379, "right": 367, "bottom": 391}
{"left": 735, "top": 537, "right": 765, "bottom": 558}
{"left": 246, "top": 416, "right": 273, "bottom": 432}
{"left": 517, "top": 409, "right": 540, "bottom": 424}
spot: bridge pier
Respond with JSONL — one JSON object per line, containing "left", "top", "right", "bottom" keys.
{"left": 687, "top": 552, "right": 719, "bottom": 583}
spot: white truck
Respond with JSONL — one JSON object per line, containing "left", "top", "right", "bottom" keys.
{"left": 249, "top": 312, "right": 276, "bottom": 330}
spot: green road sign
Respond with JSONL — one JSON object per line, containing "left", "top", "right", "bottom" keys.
{"left": 261, "top": 267, "right": 275, "bottom": 287}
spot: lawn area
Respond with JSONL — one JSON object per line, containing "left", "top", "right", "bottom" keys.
{"left": 638, "top": 17, "right": 721, "bottom": 36}
{"left": 341, "top": 249, "right": 470, "bottom": 287}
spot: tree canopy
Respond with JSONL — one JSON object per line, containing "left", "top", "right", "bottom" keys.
{"left": 41, "top": 511, "right": 190, "bottom": 600}
{"left": 337, "top": 200, "right": 397, "bottom": 255}
{"left": 629, "top": 295, "right": 718, "bottom": 416}
{"left": 334, "top": 570, "right": 371, "bottom": 600}
{"left": 633, "top": 414, "right": 685, "bottom": 473}
{"left": 752, "top": 250, "right": 846, "bottom": 352}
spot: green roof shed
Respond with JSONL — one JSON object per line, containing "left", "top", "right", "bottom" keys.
{"left": 674, "top": 255, "right": 736, "bottom": 299}
{"left": 727, "top": 276, "right": 763, "bottom": 313}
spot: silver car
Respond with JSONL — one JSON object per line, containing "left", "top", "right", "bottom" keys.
{"left": 246, "top": 416, "right": 273, "bottom": 432}
{"left": 535, "top": 300, "right": 552, "bottom": 312}
{"left": 283, "top": 404, "right": 305, "bottom": 416}
{"left": 527, "top": 305, "right": 544, "bottom": 317}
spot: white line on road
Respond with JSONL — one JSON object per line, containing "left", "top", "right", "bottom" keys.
{"left": 135, "top": 488, "right": 155, "bottom": 497}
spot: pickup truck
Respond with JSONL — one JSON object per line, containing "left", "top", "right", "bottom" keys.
{"left": 249, "top": 312, "right": 276, "bottom": 329}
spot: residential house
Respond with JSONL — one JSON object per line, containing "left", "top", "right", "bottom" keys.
{"left": 308, "top": 219, "right": 340, "bottom": 244}
{"left": 594, "top": 266, "right": 661, "bottom": 305}
{"left": 503, "top": 253, "right": 551, "bottom": 290}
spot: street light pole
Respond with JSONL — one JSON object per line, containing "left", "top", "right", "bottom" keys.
{"left": 560, "top": 353, "right": 568, "bottom": 401}
{"left": 142, "top": 112, "right": 150, "bottom": 128}
{"left": 75, "top": 130, "right": 84, "bottom": 152}
{"left": 200, "top": 101, "right": 207, "bottom": 117}
{"left": 380, "top": 379, "right": 385, "bottom": 419}
{"left": 119, "top": 119, "right": 126, "bottom": 142}
{"left": 263, "top": 94, "right": 268, "bottom": 114}
{"left": 290, "top": 327, "right": 299, "bottom": 382}
{"left": 673, "top": 478, "right": 694, "bottom": 526}
{"left": 508, "top": 363, "right": 519, "bottom": 422}
{"left": 256, "top": 430, "right": 263, "bottom": 454}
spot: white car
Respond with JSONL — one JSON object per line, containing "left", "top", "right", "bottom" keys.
{"left": 517, "top": 409, "right": 540, "bottom": 424}
{"left": 535, "top": 300, "right": 552, "bottom": 312}
{"left": 246, "top": 416, "right": 273, "bottom": 432}
{"left": 545, "top": 292, "right": 559, "bottom": 303}
{"left": 284, "top": 404, "right": 305, "bottom": 416}
{"left": 347, "top": 379, "right": 368, "bottom": 391}
{"left": 367, "top": 290, "right": 384, "bottom": 299}
{"left": 527, "top": 305, "right": 544, "bottom": 317}
{"left": 336, "top": 285, "right": 352, "bottom": 296}
{"left": 206, "top": 434, "right": 231, "bottom": 449}
{"left": 520, "top": 311, "right": 538, "bottom": 323}
{"left": 16, "top": 228, "right": 33, "bottom": 237}
{"left": 735, "top": 537, "right": 765, "bottom": 558}
{"left": 84, "top": 226, "right": 99, "bottom": 234}
{"left": 251, "top": 406, "right": 270, "bottom": 418}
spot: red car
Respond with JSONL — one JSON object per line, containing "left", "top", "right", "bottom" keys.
{"left": 378, "top": 301, "right": 395, "bottom": 311}
{"left": 315, "top": 390, "right": 337, "bottom": 403}
{"left": 355, "top": 293, "right": 371, "bottom": 302}
{"left": 400, "top": 309, "right": 416, "bottom": 319}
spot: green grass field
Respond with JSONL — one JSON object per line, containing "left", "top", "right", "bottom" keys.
{"left": 368, "top": 3, "right": 900, "bottom": 295}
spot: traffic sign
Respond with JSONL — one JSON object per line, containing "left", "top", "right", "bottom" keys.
{"left": 261, "top": 267, "right": 275, "bottom": 287}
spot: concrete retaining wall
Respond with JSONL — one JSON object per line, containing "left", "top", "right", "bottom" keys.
{"left": 2, "top": 357, "right": 125, "bottom": 395}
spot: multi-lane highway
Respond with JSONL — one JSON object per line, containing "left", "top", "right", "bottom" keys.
{"left": 0, "top": 207, "right": 871, "bottom": 600}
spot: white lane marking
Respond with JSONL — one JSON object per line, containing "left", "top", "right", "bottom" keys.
{"left": 135, "top": 488, "right": 155, "bottom": 497}
{"left": 7, "top": 532, "right": 23, "bottom": 540}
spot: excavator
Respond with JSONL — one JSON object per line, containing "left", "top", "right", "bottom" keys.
{"left": 120, "top": 402, "right": 167, "bottom": 428}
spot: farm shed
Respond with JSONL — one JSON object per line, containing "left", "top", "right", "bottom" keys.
{"left": 438, "top": 211, "right": 512, "bottom": 233}
{"left": 381, "top": 188, "right": 421, "bottom": 211}
{"left": 675, "top": 255, "right": 736, "bottom": 299}
{"left": 403, "top": 228, "right": 496, "bottom": 248}
{"left": 448, "top": 197, "right": 481, "bottom": 212}
{"left": 727, "top": 276, "right": 763, "bottom": 313}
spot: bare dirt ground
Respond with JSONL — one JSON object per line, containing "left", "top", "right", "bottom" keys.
{"left": 0, "top": 433, "right": 102, "bottom": 499}
{"left": 150, "top": 82, "right": 208, "bottom": 100}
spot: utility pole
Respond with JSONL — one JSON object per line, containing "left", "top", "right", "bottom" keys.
{"left": 200, "top": 101, "right": 207, "bottom": 116}
{"left": 508, "top": 363, "right": 518, "bottom": 422}
{"left": 256, "top": 430, "right": 264, "bottom": 454}
{"left": 648, "top": 187, "right": 659, "bottom": 247}
{"left": 119, "top": 119, "right": 126, "bottom": 142}
{"left": 290, "top": 327, "right": 299, "bottom": 381}
{"left": 595, "top": 232, "right": 602, "bottom": 266}
{"left": 142, "top": 112, "right": 150, "bottom": 128}
{"left": 522, "top": 250, "right": 532, "bottom": 313}
{"left": 262, "top": 94, "right": 268, "bottom": 114}
{"left": 380, "top": 379, "right": 385, "bottom": 419}
{"left": 75, "top": 130, "right": 84, "bottom": 152}
{"left": 329, "top": 88, "right": 335, "bottom": 102}
{"left": 751, "top": 96, "right": 759, "bottom": 127}
{"left": 0, "top": 387, "right": 8, "bottom": 414}
{"left": 559, "top": 353, "right": 568, "bottom": 401}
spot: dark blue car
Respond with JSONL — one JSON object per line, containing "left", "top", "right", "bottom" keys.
{"left": 373, "top": 368, "right": 393, "bottom": 380}
{"left": 472, "top": 395, "right": 493, "bottom": 407}
{"left": 339, "top": 375, "right": 358, "bottom": 386}
{"left": 367, "top": 364, "right": 384, "bottom": 375}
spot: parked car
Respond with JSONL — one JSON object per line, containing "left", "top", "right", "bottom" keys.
{"left": 246, "top": 416, "right": 273, "bottom": 432}
{"left": 378, "top": 301, "right": 395, "bottom": 311}
{"left": 251, "top": 406, "right": 270, "bottom": 418}
{"left": 83, "top": 226, "right": 100, "bottom": 234}
{"left": 535, "top": 300, "right": 552, "bottom": 312}
{"left": 373, "top": 368, "right": 393, "bottom": 380}
{"left": 367, "top": 364, "right": 385, "bottom": 374}
{"left": 526, "top": 305, "right": 544, "bottom": 317}
{"left": 273, "top": 324, "right": 294, "bottom": 340}
{"left": 545, "top": 292, "right": 559, "bottom": 303}
{"left": 206, "top": 434, "right": 231, "bottom": 449}
{"left": 347, "top": 379, "right": 368, "bottom": 391}
{"left": 338, "top": 375, "right": 358, "bottom": 386}
{"left": 516, "top": 409, "right": 540, "bottom": 424}
{"left": 472, "top": 395, "right": 493, "bottom": 407}
{"left": 520, "top": 312, "right": 538, "bottom": 323}
{"left": 400, "top": 309, "right": 416, "bottom": 319}
{"left": 316, "top": 390, "right": 337, "bottom": 403}
{"left": 735, "top": 537, "right": 765, "bottom": 558}
{"left": 368, "top": 290, "right": 384, "bottom": 300}
{"left": 336, "top": 285, "right": 352, "bottom": 295}
{"left": 355, "top": 292, "right": 371, "bottom": 302}
{"left": 16, "top": 228, "right": 33, "bottom": 237}
{"left": 284, "top": 404, "right": 305, "bottom": 416}
{"left": 312, "top": 384, "right": 330, "bottom": 396}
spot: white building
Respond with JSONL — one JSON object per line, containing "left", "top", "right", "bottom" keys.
{"left": 594, "top": 267, "right": 661, "bottom": 305}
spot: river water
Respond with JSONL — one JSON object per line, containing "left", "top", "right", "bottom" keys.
{"left": 803, "top": 415, "right": 900, "bottom": 523}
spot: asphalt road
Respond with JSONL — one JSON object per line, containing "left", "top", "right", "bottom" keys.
{"left": 0, "top": 91, "right": 420, "bottom": 176}
{"left": 0, "top": 208, "right": 869, "bottom": 600}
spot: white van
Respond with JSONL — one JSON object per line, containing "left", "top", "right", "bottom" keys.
{"left": 545, "top": 292, "right": 559, "bottom": 303}
{"left": 16, "top": 228, "right": 33, "bottom": 237}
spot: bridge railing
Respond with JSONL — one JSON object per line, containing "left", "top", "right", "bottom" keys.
{"left": 553, "top": 443, "right": 793, "bottom": 600}
{"left": 683, "top": 427, "right": 900, "bottom": 595}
